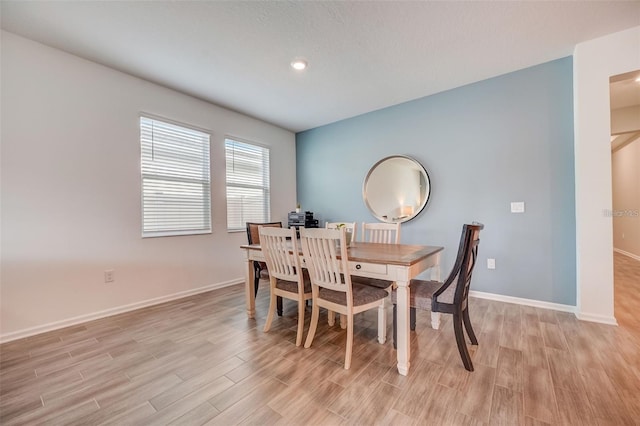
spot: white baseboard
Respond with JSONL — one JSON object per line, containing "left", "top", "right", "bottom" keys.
{"left": 470, "top": 290, "right": 619, "bottom": 326}
{"left": 574, "top": 311, "right": 618, "bottom": 326}
{"left": 614, "top": 248, "right": 640, "bottom": 262}
{"left": 0, "top": 278, "right": 243, "bottom": 344}
{"left": 469, "top": 290, "right": 577, "bottom": 313}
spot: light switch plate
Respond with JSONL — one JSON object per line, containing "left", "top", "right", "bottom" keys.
{"left": 487, "top": 258, "right": 496, "bottom": 269}
{"left": 511, "top": 202, "right": 525, "bottom": 213}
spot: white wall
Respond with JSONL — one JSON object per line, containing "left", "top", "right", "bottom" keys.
{"left": 611, "top": 105, "right": 640, "bottom": 134}
{"left": 574, "top": 26, "right": 640, "bottom": 324}
{"left": 612, "top": 139, "right": 640, "bottom": 259}
{"left": 0, "top": 31, "right": 297, "bottom": 341}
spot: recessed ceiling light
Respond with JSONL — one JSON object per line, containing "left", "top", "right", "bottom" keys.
{"left": 291, "top": 58, "right": 308, "bottom": 71}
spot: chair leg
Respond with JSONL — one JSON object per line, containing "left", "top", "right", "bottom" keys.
{"left": 410, "top": 307, "right": 416, "bottom": 331}
{"left": 431, "top": 312, "right": 441, "bottom": 330}
{"left": 378, "top": 300, "right": 387, "bottom": 344}
{"left": 328, "top": 310, "right": 335, "bottom": 326}
{"left": 392, "top": 304, "right": 397, "bottom": 349}
{"left": 462, "top": 307, "right": 478, "bottom": 345}
{"left": 453, "top": 312, "right": 474, "bottom": 371}
{"left": 304, "top": 301, "right": 320, "bottom": 348}
{"left": 253, "top": 267, "right": 260, "bottom": 297}
{"left": 345, "top": 314, "right": 354, "bottom": 369}
{"left": 277, "top": 296, "right": 283, "bottom": 316}
{"left": 295, "top": 298, "right": 305, "bottom": 347}
{"left": 263, "top": 288, "right": 276, "bottom": 333}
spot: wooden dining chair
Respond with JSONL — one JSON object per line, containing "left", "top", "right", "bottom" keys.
{"left": 391, "top": 223, "right": 484, "bottom": 371}
{"left": 259, "top": 226, "right": 312, "bottom": 346}
{"left": 325, "top": 222, "right": 357, "bottom": 327}
{"left": 300, "top": 227, "right": 389, "bottom": 369}
{"left": 246, "top": 221, "right": 284, "bottom": 315}
{"left": 362, "top": 222, "right": 401, "bottom": 244}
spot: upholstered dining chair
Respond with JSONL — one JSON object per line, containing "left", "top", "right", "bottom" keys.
{"left": 246, "top": 222, "right": 283, "bottom": 314}
{"left": 259, "top": 226, "right": 312, "bottom": 347}
{"left": 362, "top": 222, "right": 401, "bottom": 244}
{"left": 391, "top": 223, "right": 484, "bottom": 371}
{"left": 300, "top": 227, "right": 389, "bottom": 369}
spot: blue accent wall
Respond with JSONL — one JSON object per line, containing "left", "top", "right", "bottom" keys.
{"left": 296, "top": 57, "right": 576, "bottom": 305}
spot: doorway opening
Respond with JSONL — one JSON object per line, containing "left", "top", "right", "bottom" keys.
{"left": 609, "top": 70, "right": 640, "bottom": 344}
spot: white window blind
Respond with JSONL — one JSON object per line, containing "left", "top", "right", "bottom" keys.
{"left": 225, "top": 139, "right": 270, "bottom": 231}
{"left": 140, "top": 116, "right": 211, "bottom": 237}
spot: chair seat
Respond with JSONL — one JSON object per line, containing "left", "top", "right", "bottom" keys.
{"left": 391, "top": 279, "right": 443, "bottom": 311}
{"left": 319, "top": 283, "right": 389, "bottom": 306}
{"left": 351, "top": 276, "right": 393, "bottom": 290}
{"left": 275, "top": 275, "right": 312, "bottom": 294}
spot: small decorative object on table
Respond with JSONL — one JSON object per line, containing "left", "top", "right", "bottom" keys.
{"left": 336, "top": 223, "right": 353, "bottom": 247}
{"left": 296, "top": 203, "right": 301, "bottom": 213}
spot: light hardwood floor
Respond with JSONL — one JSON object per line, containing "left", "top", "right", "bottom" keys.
{"left": 1, "top": 256, "right": 639, "bottom": 425}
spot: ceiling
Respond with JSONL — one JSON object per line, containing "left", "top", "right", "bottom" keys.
{"left": 1, "top": 1, "right": 639, "bottom": 132}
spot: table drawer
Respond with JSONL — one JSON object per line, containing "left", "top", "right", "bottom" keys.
{"left": 349, "top": 261, "right": 387, "bottom": 276}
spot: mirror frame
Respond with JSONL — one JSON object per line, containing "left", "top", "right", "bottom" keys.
{"left": 362, "top": 155, "right": 431, "bottom": 223}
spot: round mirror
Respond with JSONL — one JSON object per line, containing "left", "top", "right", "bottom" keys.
{"left": 362, "top": 155, "right": 431, "bottom": 223}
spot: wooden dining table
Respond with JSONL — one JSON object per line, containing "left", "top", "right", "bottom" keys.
{"left": 240, "top": 240, "right": 444, "bottom": 376}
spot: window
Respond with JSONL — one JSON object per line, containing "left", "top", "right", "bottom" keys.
{"left": 140, "top": 116, "right": 211, "bottom": 237}
{"left": 225, "top": 138, "right": 270, "bottom": 231}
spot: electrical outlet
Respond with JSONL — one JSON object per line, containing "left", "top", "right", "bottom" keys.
{"left": 487, "top": 258, "right": 496, "bottom": 270}
{"left": 104, "top": 269, "right": 115, "bottom": 283}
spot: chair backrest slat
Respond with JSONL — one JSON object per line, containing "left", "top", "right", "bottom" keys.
{"left": 458, "top": 226, "right": 481, "bottom": 308}
{"left": 259, "top": 226, "right": 300, "bottom": 282}
{"left": 362, "top": 222, "right": 400, "bottom": 244}
{"left": 432, "top": 223, "right": 483, "bottom": 312}
{"left": 300, "top": 227, "right": 352, "bottom": 296}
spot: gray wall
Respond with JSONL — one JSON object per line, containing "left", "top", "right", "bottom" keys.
{"left": 296, "top": 57, "right": 576, "bottom": 305}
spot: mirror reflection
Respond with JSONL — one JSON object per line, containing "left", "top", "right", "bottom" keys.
{"left": 362, "top": 155, "right": 431, "bottom": 223}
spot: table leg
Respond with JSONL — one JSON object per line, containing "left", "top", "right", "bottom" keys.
{"left": 378, "top": 298, "right": 387, "bottom": 344}
{"left": 431, "top": 251, "right": 441, "bottom": 281}
{"left": 396, "top": 279, "right": 410, "bottom": 375}
{"left": 244, "top": 256, "right": 256, "bottom": 319}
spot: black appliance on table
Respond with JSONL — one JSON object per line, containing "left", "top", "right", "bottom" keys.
{"left": 288, "top": 211, "right": 318, "bottom": 236}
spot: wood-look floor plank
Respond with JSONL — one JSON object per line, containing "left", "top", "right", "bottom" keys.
{"left": 167, "top": 401, "right": 220, "bottom": 426}
{"left": 144, "top": 376, "right": 235, "bottom": 425}
{"left": 474, "top": 330, "right": 500, "bottom": 368}
{"left": 522, "top": 335, "right": 548, "bottom": 369}
{"left": 489, "top": 385, "right": 524, "bottom": 425}
{"left": 268, "top": 378, "right": 344, "bottom": 424}
{"left": 553, "top": 386, "right": 597, "bottom": 426}
{"left": 99, "top": 401, "right": 157, "bottom": 426}
{"left": 236, "top": 404, "right": 282, "bottom": 425}
{"left": 523, "top": 365, "right": 557, "bottom": 424}
{"left": 393, "top": 358, "right": 444, "bottom": 418}
{"left": 539, "top": 322, "right": 569, "bottom": 351}
{"left": 414, "top": 382, "right": 461, "bottom": 425}
{"left": 580, "top": 367, "right": 637, "bottom": 426}
{"left": 457, "top": 363, "right": 496, "bottom": 423}
{"left": 495, "top": 346, "right": 524, "bottom": 393}
{"left": 546, "top": 347, "right": 585, "bottom": 393}
{"left": 205, "top": 378, "right": 288, "bottom": 425}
